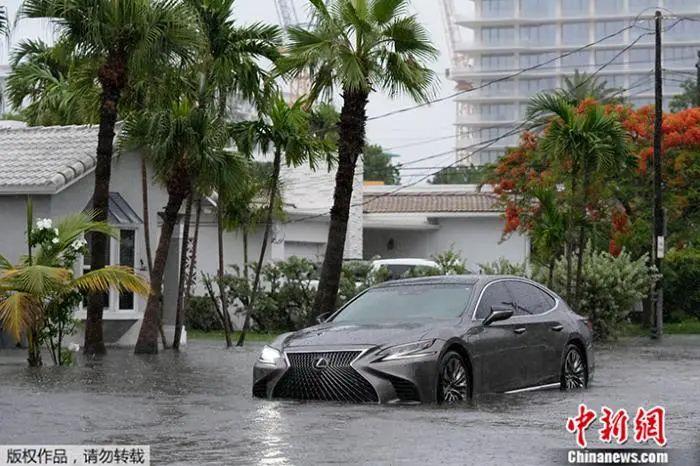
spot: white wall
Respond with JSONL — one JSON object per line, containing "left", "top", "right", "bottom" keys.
{"left": 428, "top": 217, "right": 528, "bottom": 270}
{"left": 363, "top": 216, "right": 529, "bottom": 271}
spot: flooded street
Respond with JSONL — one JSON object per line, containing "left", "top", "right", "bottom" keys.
{"left": 1, "top": 336, "right": 698, "bottom": 465}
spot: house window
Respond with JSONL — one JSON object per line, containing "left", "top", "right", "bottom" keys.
{"left": 81, "top": 229, "right": 139, "bottom": 311}
{"left": 82, "top": 233, "right": 110, "bottom": 309}
{"left": 119, "top": 229, "right": 136, "bottom": 310}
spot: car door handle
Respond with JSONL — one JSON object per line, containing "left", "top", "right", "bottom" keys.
{"left": 513, "top": 327, "right": 526, "bottom": 334}
{"left": 551, "top": 325, "right": 564, "bottom": 332}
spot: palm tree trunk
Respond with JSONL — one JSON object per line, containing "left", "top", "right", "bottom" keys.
{"left": 173, "top": 194, "right": 193, "bottom": 349}
{"left": 202, "top": 273, "right": 231, "bottom": 345}
{"left": 140, "top": 156, "right": 168, "bottom": 348}
{"left": 311, "top": 89, "right": 368, "bottom": 319}
{"left": 216, "top": 197, "right": 234, "bottom": 347}
{"left": 141, "top": 156, "right": 154, "bottom": 271}
{"left": 135, "top": 169, "right": 190, "bottom": 354}
{"left": 565, "top": 158, "right": 579, "bottom": 305}
{"left": 237, "top": 148, "right": 283, "bottom": 346}
{"left": 242, "top": 227, "right": 249, "bottom": 280}
{"left": 184, "top": 197, "right": 202, "bottom": 303}
{"left": 84, "top": 57, "right": 125, "bottom": 356}
{"left": 27, "top": 328, "right": 42, "bottom": 367}
{"left": 574, "top": 163, "right": 592, "bottom": 310}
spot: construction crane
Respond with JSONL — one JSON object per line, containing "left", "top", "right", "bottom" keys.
{"left": 440, "top": 0, "right": 473, "bottom": 91}
{"left": 274, "top": 0, "right": 329, "bottom": 102}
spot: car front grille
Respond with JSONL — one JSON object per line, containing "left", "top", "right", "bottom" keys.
{"left": 387, "top": 375, "right": 420, "bottom": 402}
{"left": 272, "top": 351, "right": 378, "bottom": 402}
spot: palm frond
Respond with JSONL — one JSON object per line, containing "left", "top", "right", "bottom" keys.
{"left": 72, "top": 266, "right": 149, "bottom": 296}
{"left": 0, "top": 292, "right": 40, "bottom": 340}
{"left": 0, "top": 254, "right": 13, "bottom": 271}
{"left": 3, "top": 265, "right": 70, "bottom": 295}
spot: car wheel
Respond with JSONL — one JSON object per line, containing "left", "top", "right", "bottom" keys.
{"left": 437, "top": 351, "right": 470, "bottom": 403}
{"left": 560, "top": 344, "right": 587, "bottom": 390}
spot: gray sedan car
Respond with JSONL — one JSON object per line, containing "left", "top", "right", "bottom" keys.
{"left": 252, "top": 275, "right": 594, "bottom": 404}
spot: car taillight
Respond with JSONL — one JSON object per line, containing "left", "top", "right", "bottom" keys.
{"left": 583, "top": 318, "right": 593, "bottom": 332}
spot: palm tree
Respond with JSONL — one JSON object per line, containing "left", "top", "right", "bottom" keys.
{"left": 561, "top": 71, "right": 624, "bottom": 105}
{"left": 281, "top": 0, "right": 438, "bottom": 317}
{"left": 183, "top": 0, "right": 280, "bottom": 349}
{"left": 530, "top": 187, "right": 567, "bottom": 287}
{"left": 0, "top": 5, "right": 9, "bottom": 111}
{"left": 18, "top": 0, "right": 200, "bottom": 355}
{"left": 122, "top": 98, "right": 243, "bottom": 354}
{"left": 0, "top": 5, "right": 7, "bottom": 38}
{"left": 527, "top": 94, "right": 629, "bottom": 309}
{"left": 5, "top": 39, "right": 100, "bottom": 125}
{"left": 0, "top": 207, "right": 149, "bottom": 367}
{"left": 231, "top": 95, "right": 329, "bottom": 345}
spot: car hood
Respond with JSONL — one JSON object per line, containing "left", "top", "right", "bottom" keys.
{"left": 281, "top": 319, "right": 461, "bottom": 349}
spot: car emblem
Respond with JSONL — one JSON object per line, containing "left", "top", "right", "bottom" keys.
{"left": 313, "top": 357, "right": 329, "bottom": 370}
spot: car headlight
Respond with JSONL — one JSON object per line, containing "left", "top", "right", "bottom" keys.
{"left": 258, "top": 345, "right": 283, "bottom": 366}
{"left": 378, "top": 339, "right": 437, "bottom": 361}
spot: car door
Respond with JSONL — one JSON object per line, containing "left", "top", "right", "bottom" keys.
{"left": 471, "top": 281, "right": 528, "bottom": 392}
{"left": 506, "top": 280, "right": 567, "bottom": 386}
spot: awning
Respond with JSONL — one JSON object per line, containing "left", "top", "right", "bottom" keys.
{"left": 84, "top": 192, "right": 142, "bottom": 225}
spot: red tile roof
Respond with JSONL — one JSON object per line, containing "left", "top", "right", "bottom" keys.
{"left": 363, "top": 191, "right": 502, "bottom": 214}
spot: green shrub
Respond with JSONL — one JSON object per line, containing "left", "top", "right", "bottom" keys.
{"left": 403, "top": 265, "right": 442, "bottom": 278}
{"left": 433, "top": 248, "right": 469, "bottom": 274}
{"left": 337, "top": 260, "right": 372, "bottom": 307}
{"left": 549, "top": 247, "right": 656, "bottom": 340}
{"left": 185, "top": 296, "right": 223, "bottom": 332}
{"left": 479, "top": 258, "right": 528, "bottom": 276}
{"left": 662, "top": 248, "right": 700, "bottom": 320}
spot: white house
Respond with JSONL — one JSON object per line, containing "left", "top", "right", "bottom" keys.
{"left": 0, "top": 123, "right": 526, "bottom": 348}
{"left": 362, "top": 184, "right": 529, "bottom": 270}
{"left": 0, "top": 124, "right": 362, "bottom": 347}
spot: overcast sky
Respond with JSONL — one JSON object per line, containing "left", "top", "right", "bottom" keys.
{"left": 2, "top": 0, "right": 457, "bottom": 182}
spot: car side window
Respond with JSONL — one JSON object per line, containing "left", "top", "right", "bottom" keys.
{"left": 506, "top": 281, "right": 556, "bottom": 315}
{"left": 475, "top": 282, "right": 514, "bottom": 319}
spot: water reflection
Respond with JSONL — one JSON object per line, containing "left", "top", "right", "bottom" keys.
{"left": 254, "top": 403, "right": 288, "bottom": 465}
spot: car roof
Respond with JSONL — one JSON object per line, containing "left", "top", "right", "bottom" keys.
{"left": 372, "top": 258, "right": 439, "bottom": 266}
{"left": 371, "top": 274, "right": 533, "bottom": 289}
{"left": 372, "top": 274, "right": 480, "bottom": 288}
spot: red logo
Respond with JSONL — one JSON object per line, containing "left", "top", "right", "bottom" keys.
{"left": 566, "top": 404, "right": 597, "bottom": 448}
{"left": 633, "top": 406, "right": 667, "bottom": 447}
{"left": 599, "top": 407, "right": 629, "bottom": 444}
{"left": 567, "top": 404, "right": 667, "bottom": 448}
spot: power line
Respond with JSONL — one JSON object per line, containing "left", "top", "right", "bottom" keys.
{"left": 367, "top": 24, "right": 637, "bottom": 121}
{"left": 367, "top": 14, "right": 695, "bottom": 121}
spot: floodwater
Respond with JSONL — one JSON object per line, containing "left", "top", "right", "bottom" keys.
{"left": 0, "top": 336, "right": 698, "bottom": 465}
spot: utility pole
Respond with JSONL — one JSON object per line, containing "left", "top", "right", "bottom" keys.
{"left": 651, "top": 10, "right": 664, "bottom": 339}
{"left": 696, "top": 50, "right": 700, "bottom": 106}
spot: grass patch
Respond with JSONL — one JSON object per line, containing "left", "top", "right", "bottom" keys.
{"left": 188, "top": 330, "right": 279, "bottom": 343}
{"left": 619, "top": 317, "right": 700, "bottom": 337}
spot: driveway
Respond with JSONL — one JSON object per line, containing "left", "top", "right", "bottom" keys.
{"left": 0, "top": 336, "right": 698, "bottom": 465}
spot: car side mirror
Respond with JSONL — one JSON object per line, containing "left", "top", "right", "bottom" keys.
{"left": 316, "top": 312, "right": 331, "bottom": 324}
{"left": 483, "top": 305, "right": 514, "bottom": 326}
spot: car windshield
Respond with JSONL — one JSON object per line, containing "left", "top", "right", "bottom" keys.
{"left": 332, "top": 284, "right": 473, "bottom": 323}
